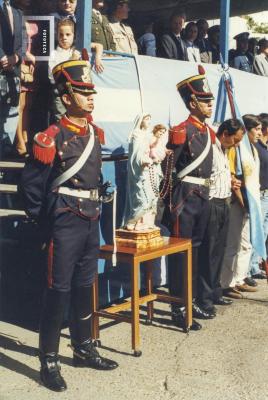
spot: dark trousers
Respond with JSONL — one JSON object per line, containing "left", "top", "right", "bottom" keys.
{"left": 168, "top": 193, "right": 210, "bottom": 299}
{"left": 47, "top": 211, "right": 99, "bottom": 291}
{"left": 39, "top": 212, "right": 99, "bottom": 355}
{"left": 196, "top": 197, "right": 230, "bottom": 308}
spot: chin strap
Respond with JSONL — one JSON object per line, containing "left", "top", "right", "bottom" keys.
{"left": 191, "top": 94, "right": 204, "bottom": 115}
{"left": 66, "top": 82, "right": 89, "bottom": 113}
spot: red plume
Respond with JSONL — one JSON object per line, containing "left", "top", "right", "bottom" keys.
{"left": 82, "top": 48, "right": 89, "bottom": 61}
{"left": 198, "top": 65, "right": 206, "bottom": 75}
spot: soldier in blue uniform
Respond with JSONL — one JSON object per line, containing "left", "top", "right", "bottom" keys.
{"left": 163, "top": 66, "right": 216, "bottom": 331}
{"left": 229, "top": 32, "right": 253, "bottom": 73}
{"left": 20, "top": 58, "right": 118, "bottom": 392}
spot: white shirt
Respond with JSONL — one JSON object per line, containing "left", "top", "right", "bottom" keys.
{"left": 209, "top": 138, "right": 232, "bottom": 199}
{"left": 184, "top": 40, "right": 201, "bottom": 62}
{"left": 48, "top": 47, "right": 80, "bottom": 83}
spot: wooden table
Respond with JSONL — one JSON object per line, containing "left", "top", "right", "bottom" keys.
{"left": 92, "top": 237, "right": 192, "bottom": 356}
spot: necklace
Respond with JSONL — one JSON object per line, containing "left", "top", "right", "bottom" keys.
{"left": 147, "top": 152, "right": 174, "bottom": 210}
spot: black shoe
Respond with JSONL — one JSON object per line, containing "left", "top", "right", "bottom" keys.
{"left": 252, "top": 272, "right": 267, "bottom": 280}
{"left": 73, "top": 340, "right": 118, "bottom": 370}
{"left": 214, "top": 297, "right": 233, "bottom": 306}
{"left": 40, "top": 353, "right": 67, "bottom": 392}
{"left": 244, "top": 277, "right": 257, "bottom": 287}
{"left": 192, "top": 303, "right": 216, "bottom": 319}
{"left": 171, "top": 308, "right": 202, "bottom": 331}
{"left": 202, "top": 305, "right": 217, "bottom": 314}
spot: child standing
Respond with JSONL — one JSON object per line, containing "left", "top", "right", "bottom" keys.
{"left": 48, "top": 19, "right": 103, "bottom": 121}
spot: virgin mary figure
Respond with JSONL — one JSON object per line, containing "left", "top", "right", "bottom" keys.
{"left": 121, "top": 114, "right": 162, "bottom": 231}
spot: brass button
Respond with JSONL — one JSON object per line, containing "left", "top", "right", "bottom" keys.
{"left": 79, "top": 198, "right": 83, "bottom": 202}
{"left": 63, "top": 141, "right": 68, "bottom": 146}
{"left": 58, "top": 151, "right": 63, "bottom": 156}
{"left": 74, "top": 178, "right": 79, "bottom": 184}
{"left": 191, "top": 153, "right": 194, "bottom": 157}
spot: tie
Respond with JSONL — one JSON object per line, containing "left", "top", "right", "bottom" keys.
{"left": 3, "top": 0, "right": 14, "bottom": 35}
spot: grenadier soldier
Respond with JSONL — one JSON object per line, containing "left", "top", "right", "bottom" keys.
{"left": 107, "top": 0, "right": 138, "bottom": 55}
{"left": 163, "top": 66, "right": 216, "bottom": 331}
{"left": 92, "top": 0, "right": 116, "bottom": 51}
{"left": 20, "top": 56, "right": 118, "bottom": 393}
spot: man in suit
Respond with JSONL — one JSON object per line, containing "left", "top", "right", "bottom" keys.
{"left": 92, "top": 0, "right": 116, "bottom": 51}
{"left": 253, "top": 38, "right": 268, "bottom": 77}
{"left": 158, "top": 12, "right": 188, "bottom": 61}
{"left": 0, "top": 0, "right": 23, "bottom": 157}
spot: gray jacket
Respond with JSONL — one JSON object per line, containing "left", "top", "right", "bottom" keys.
{"left": 253, "top": 54, "right": 268, "bottom": 77}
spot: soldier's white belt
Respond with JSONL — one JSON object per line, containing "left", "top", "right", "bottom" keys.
{"left": 181, "top": 176, "right": 212, "bottom": 187}
{"left": 58, "top": 186, "right": 99, "bottom": 200}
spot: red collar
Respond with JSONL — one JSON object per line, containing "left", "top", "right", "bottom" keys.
{"left": 187, "top": 115, "right": 207, "bottom": 133}
{"left": 60, "top": 115, "right": 88, "bottom": 136}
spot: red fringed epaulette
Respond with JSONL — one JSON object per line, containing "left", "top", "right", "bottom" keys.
{"left": 209, "top": 127, "right": 216, "bottom": 144}
{"left": 169, "top": 122, "right": 187, "bottom": 145}
{"left": 86, "top": 115, "right": 105, "bottom": 145}
{"left": 33, "top": 125, "right": 60, "bottom": 164}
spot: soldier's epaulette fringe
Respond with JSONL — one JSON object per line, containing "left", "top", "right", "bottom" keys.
{"left": 209, "top": 127, "right": 216, "bottom": 144}
{"left": 33, "top": 125, "right": 60, "bottom": 164}
{"left": 169, "top": 123, "right": 186, "bottom": 145}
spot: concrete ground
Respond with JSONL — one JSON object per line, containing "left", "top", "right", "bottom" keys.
{"left": 1, "top": 281, "right": 268, "bottom": 400}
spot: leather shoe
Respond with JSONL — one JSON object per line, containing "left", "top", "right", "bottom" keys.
{"left": 171, "top": 308, "right": 202, "bottom": 331}
{"left": 192, "top": 303, "right": 216, "bottom": 319}
{"left": 244, "top": 277, "right": 257, "bottom": 287}
{"left": 223, "top": 287, "right": 243, "bottom": 299}
{"left": 40, "top": 353, "right": 67, "bottom": 392}
{"left": 73, "top": 340, "right": 118, "bottom": 370}
{"left": 214, "top": 297, "right": 233, "bottom": 306}
{"left": 236, "top": 283, "right": 257, "bottom": 292}
{"left": 252, "top": 272, "right": 267, "bottom": 280}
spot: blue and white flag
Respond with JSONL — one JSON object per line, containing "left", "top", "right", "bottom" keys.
{"left": 214, "top": 66, "right": 266, "bottom": 259}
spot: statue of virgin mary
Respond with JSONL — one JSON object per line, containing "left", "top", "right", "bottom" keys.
{"left": 121, "top": 114, "right": 163, "bottom": 231}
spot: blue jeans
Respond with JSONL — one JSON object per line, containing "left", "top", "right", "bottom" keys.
{"left": 249, "top": 190, "right": 268, "bottom": 275}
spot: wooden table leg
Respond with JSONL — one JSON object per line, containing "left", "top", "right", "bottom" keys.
{"left": 146, "top": 261, "right": 154, "bottom": 324}
{"left": 91, "top": 273, "right": 100, "bottom": 341}
{"left": 131, "top": 259, "right": 141, "bottom": 356}
{"left": 184, "top": 245, "right": 193, "bottom": 332}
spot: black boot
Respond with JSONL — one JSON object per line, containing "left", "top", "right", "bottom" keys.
{"left": 40, "top": 353, "right": 67, "bottom": 392}
{"left": 72, "top": 339, "right": 118, "bottom": 370}
{"left": 39, "top": 289, "right": 69, "bottom": 391}
{"left": 171, "top": 305, "right": 202, "bottom": 331}
{"left": 70, "top": 286, "right": 118, "bottom": 370}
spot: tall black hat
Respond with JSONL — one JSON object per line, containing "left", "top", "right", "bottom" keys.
{"left": 52, "top": 59, "right": 97, "bottom": 95}
{"left": 176, "top": 65, "right": 214, "bottom": 105}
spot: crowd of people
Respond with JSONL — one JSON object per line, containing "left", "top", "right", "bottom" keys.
{"left": 0, "top": 0, "right": 267, "bottom": 158}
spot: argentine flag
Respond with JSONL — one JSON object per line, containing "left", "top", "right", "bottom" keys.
{"left": 214, "top": 68, "right": 266, "bottom": 260}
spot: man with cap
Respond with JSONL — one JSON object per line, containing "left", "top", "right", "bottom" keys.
{"left": 20, "top": 57, "right": 118, "bottom": 392}
{"left": 91, "top": 0, "right": 116, "bottom": 51}
{"left": 107, "top": 0, "right": 138, "bottom": 54}
{"left": 229, "top": 32, "right": 253, "bottom": 73}
{"left": 162, "top": 65, "right": 216, "bottom": 331}
{"left": 253, "top": 38, "right": 268, "bottom": 77}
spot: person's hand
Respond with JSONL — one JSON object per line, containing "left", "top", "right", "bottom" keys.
{"left": 0, "top": 55, "right": 8, "bottom": 68}
{"left": 25, "top": 52, "right": 36, "bottom": 65}
{"left": 231, "top": 177, "right": 242, "bottom": 191}
{"left": 2, "top": 54, "right": 19, "bottom": 70}
{"left": 94, "top": 56, "right": 104, "bottom": 74}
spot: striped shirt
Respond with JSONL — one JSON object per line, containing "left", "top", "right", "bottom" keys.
{"left": 209, "top": 138, "right": 232, "bottom": 199}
